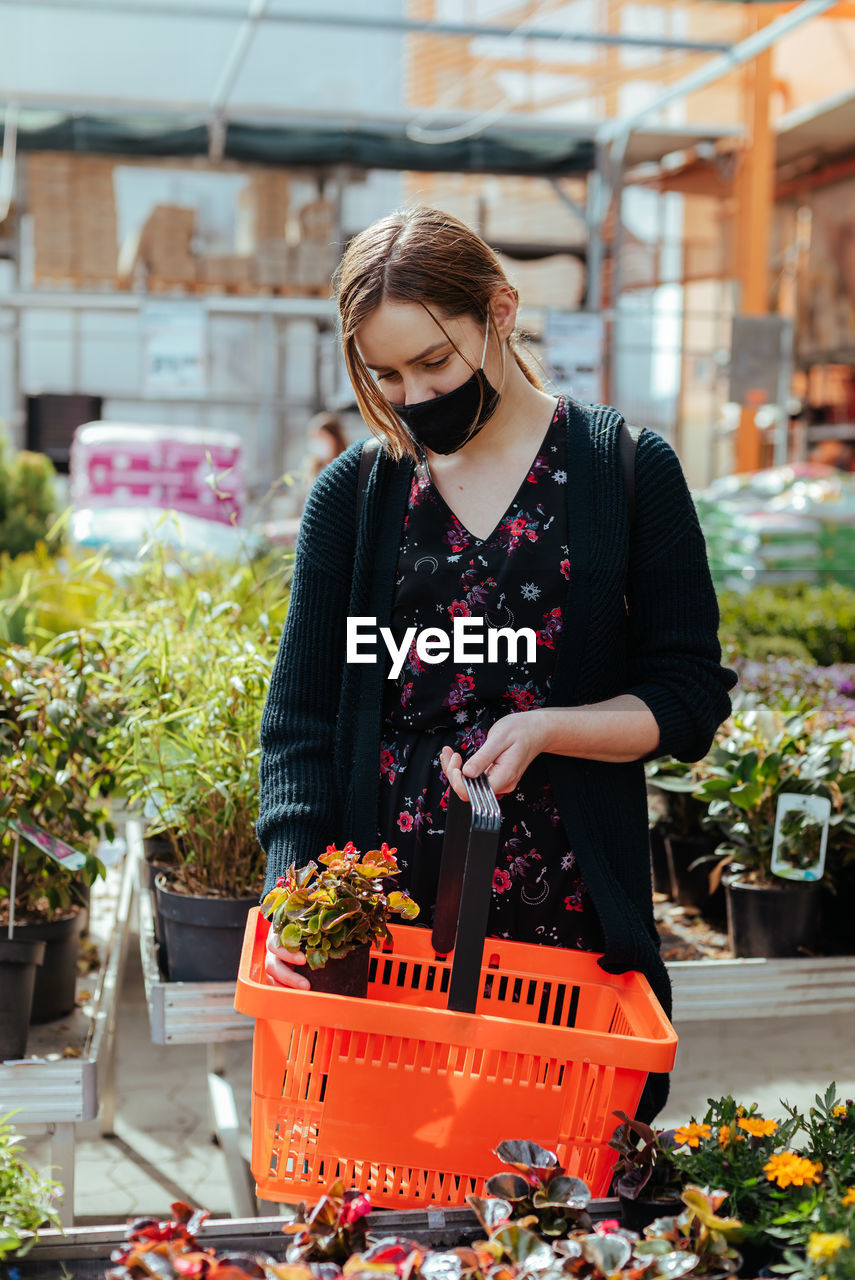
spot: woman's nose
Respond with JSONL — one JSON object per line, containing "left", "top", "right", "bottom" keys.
{"left": 402, "top": 374, "right": 439, "bottom": 405}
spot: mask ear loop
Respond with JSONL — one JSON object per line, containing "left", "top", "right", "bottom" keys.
{"left": 479, "top": 317, "right": 491, "bottom": 370}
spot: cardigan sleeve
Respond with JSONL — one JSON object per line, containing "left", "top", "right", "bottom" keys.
{"left": 623, "top": 429, "right": 737, "bottom": 763}
{"left": 256, "top": 448, "right": 360, "bottom": 895}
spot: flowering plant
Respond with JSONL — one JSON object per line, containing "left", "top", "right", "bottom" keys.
{"left": 664, "top": 1096, "right": 811, "bottom": 1237}
{"left": 261, "top": 841, "right": 419, "bottom": 970}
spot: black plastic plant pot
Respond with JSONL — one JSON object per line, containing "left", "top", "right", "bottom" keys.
{"left": 20, "top": 909, "right": 87, "bottom": 1024}
{"left": 155, "top": 875, "right": 259, "bottom": 983}
{"left": 665, "top": 835, "right": 724, "bottom": 919}
{"left": 618, "top": 1191, "right": 683, "bottom": 1234}
{"left": 649, "top": 827, "right": 671, "bottom": 897}
{"left": 141, "top": 858, "right": 172, "bottom": 974}
{"left": 303, "top": 943, "right": 372, "bottom": 998}
{"left": 0, "top": 937, "right": 46, "bottom": 1059}
{"left": 725, "top": 875, "right": 821, "bottom": 958}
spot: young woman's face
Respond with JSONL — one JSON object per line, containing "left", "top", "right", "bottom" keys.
{"left": 356, "top": 301, "right": 491, "bottom": 407}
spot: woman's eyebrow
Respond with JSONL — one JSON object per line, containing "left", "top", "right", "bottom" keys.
{"left": 366, "top": 339, "right": 450, "bottom": 371}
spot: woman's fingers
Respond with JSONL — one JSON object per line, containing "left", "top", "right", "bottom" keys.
{"left": 264, "top": 934, "right": 310, "bottom": 989}
{"left": 440, "top": 746, "right": 471, "bottom": 802}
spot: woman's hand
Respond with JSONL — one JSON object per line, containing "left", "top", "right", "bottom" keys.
{"left": 264, "top": 927, "right": 310, "bottom": 989}
{"left": 440, "top": 710, "right": 547, "bottom": 801}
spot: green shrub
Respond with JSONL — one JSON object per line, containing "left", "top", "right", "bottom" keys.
{"left": 0, "top": 445, "right": 57, "bottom": 559}
{"left": 719, "top": 582, "right": 855, "bottom": 666}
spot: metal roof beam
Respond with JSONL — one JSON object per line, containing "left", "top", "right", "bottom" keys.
{"left": 0, "top": 0, "right": 734, "bottom": 54}
{"left": 597, "top": 0, "right": 837, "bottom": 144}
{"left": 208, "top": 0, "right": 270, "bottom": 161}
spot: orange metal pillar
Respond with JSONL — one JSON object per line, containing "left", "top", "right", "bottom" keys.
{"left": 734, "top": 17, "right": 775, "bottom": 473}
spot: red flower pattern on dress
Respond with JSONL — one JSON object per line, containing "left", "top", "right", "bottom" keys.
{"left": 525, "top": 456, "right": 551, "bottom": 484}
{"left": 448, "top": 600, "right": 472, "bottom": 618}
{"left": 537, "top": 606, "right": 563, "bottom": 649}
{"left": 493, "top": 869, "right": 512, "bottom": 893}
{"left": 379, "top": 747, "right": 396, "bottom": 783}
{"left": 495, "top": 512, "right": 539, "bottom": 553}
{"left": 503, "top": 681, "right": 544, "bottom": 713}
{"left": 443, "top": 518, "right": 469, "bottom": 554}
{"left": 564, "top": 890, "right": 583, "bottom": 911}
{"left": 397, "top": 811, "right": 414, "bottom": 832}
{"left": 444, "top": 672, "right": 475, "bottom": 710}
{"left": 560, "top": 558, "right": 570, "bottom": 580}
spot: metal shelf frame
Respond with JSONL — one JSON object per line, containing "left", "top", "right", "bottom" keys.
{"left": 0, "top": 847, "right": 136, "bottom": 1227}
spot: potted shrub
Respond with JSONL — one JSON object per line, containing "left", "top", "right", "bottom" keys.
{"left": 645, "top": 757, "right": 724, "bottom": 917}
{"left": 113, "top": 577, "right": 290, "bottom": 983}
{"left": 0, "top": 636, "right": 118, "bottom": 1023}
{"left": 0, "top": 1111, "right": 62, "bottom": 1258}
{"left": 261, "top": 841, "right": 419, "bottom": 996}
{"left": 693, "top": 703, "right": 852, "bottom": 957}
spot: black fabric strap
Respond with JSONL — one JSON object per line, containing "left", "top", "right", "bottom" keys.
{"left": 355, "top": 436, "right": 381, "bottom": 541}
{"left": 620, "top": 422, "right": 641, "bottom": 533}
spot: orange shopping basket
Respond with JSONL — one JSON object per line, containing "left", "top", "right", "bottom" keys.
{"left": 235, "top": 772, "right": 678, "bottom": 1209}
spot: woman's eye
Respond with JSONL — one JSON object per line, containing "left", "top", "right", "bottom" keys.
{"left": 423, "top": 355, "right": 449, "bottom": 370}
{"left": 376, "top": 371, "right": 399, "bottom": 383}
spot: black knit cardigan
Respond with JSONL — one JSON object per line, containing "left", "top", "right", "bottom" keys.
{"left": 257, "top": 401, "right": 737, "bottom": 1095}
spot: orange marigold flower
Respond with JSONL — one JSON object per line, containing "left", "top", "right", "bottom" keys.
{"left": 718, "top": 1124, "right": 745, "bottom": 1147}
{"left": 831, "top": 1104, "right": 848, "bottom": 1120}
{"left": 738, "top": 1116, "right": 778, "bottom": 1138}
{"left": 842, "top": 1187, "right": 855, "bottom": 1207}
{"left": 674, "top": 1122, "right": 712, "bottom": 1148}
{"left": 764, "top": 1153, "right": 823, "bottom": 1189}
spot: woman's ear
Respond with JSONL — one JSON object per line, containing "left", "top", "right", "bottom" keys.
{"left": 489, "top": 284, "right": 518, "bottom": 341}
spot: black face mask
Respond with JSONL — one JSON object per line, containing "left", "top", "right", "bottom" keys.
{"left": 392, "top": 322, "right": 500, "bottom": 455}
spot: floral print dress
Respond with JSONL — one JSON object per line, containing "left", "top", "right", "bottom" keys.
{"left": 377, "top": 396, "right": 604, "bottom": 950}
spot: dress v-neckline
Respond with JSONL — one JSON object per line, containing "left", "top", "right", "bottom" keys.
{"left": 419, "top": 397, "right": 563, "bottom": 545}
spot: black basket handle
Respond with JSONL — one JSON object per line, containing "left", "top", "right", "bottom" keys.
{"left": 431, "top": 772, "right": 502, "bottom": 1013}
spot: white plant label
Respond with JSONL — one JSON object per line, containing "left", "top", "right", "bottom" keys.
{"left": 770, "top": 793, "right": 831, "bottom": 882}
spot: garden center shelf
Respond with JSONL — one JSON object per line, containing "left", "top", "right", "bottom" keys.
{"left": 0, "top": 849, "right": 135, "bottom": 1228}
{"left": 10, "top": 1201, "right": 620, "bottom": 1278}
{"left": 669, "top": 954, "right": 855, "bottom": 1020}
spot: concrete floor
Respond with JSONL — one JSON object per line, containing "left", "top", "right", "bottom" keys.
{"left": 19, "top": 916, "right": 855, "bottom": 1227}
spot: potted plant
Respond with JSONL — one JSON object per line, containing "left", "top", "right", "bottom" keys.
{"left": 663, "top": 1094, "right": 817, "bottom": 1271}
{"left": 693, "top": 702, "right": 852, "bottom": 957}
{"left": 261, "top": 841, "right": 419, "bottom": 996}
{"left": 608, "top": 1112, "right": 684, "bottom": 1232}
{"left": 0, "top": 636, "right": 118, "bottom": 1024}
{"left": 108, "top": 551, "right": 292, "bottom": 983}
{"left": 0, "top": 1111, "right": 63, "bottom": 1258}
{"left": 645, "top": 757, "right": 724, "bottom": 917}
{"left": 638, "top": 1185, "right": 745, "bottom": 1278}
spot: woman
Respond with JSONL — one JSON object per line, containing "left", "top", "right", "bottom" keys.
{"left": 256, "top": 206, "right": 736, "bottom": 1121}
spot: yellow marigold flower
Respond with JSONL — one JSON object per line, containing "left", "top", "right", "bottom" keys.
{"left": 807, "top": 1234, "right": 850, "bottom": 1263}
{"left": 738, "top": 1116, "right": 778, "bottom": 1138}
{"left": 764, "top": 1153, "right": 823, "bottom": 1189}
{"left": 842, "top": 1187, "right": 855, "bottom": 1207}
{"left": 831, "top": 1104, "right": 848, "bottom": 1120}
{"left": 674, "top": 1122, "right": 712, "bottom": 1148}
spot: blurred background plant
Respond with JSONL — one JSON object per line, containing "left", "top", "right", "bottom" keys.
{"left": 0, "top": 444, "right": 58, "bottom": 562}
{"left": 0, "top": 633, "right": 121, "bottom": 921}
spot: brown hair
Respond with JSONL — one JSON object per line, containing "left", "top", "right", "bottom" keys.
{"left": 332, "top": 206, "right": 544, "bottom": 463}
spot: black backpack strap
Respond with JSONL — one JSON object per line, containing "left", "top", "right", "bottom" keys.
{"left": 619, "top": 421, "right": 642, "bottom": 533}
{"left": 355, "top": 436, "right": 381, "bottom": 541}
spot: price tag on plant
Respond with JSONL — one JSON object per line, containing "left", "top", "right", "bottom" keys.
{"left": 7, "top": 819, "right": 89, "bottom": 872}
{"left": 769, "top": 793, "right": 831, "bottom": 882}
